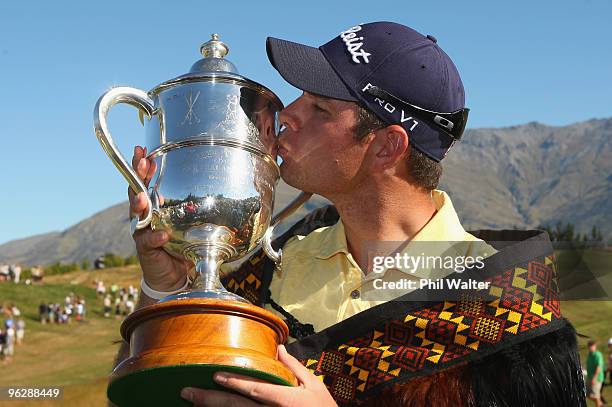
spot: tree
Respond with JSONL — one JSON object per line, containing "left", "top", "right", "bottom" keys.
{"left": 124, "top": 255, "right": 139, "bottom": 266}
{"left": 103, "top": 253, "right": 125, "bottom": 268}
{"left": 590, "top": 226, "right": 603, "bottom": 242}
{"left": 540, "top": 222, "right": 606, "bottom": 246}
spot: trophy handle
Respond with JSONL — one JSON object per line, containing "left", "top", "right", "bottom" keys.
{"left": 262, "top": 191, "right": 312, "bottom": 265}
{"left": 94, "top": 87, "right": 156, "bottom": 230}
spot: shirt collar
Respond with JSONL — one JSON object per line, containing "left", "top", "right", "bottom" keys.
{"left": 314, "top": 219, "right": 350, "bottom": 260}
{"left": 411, "top": 190, "right": 468, "bottom": 243}
{"left": 313, "top": 189, "right": 468, "bottom": 261}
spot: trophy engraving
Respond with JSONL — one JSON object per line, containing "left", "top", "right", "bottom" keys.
{"left": 181, "top": 90, "right": 201, "bottom": 126}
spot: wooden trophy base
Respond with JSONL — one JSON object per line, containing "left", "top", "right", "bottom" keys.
{"left": 107, "top": 297, "right": 297, "bottom": 407}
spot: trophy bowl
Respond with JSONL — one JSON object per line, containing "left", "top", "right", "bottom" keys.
{"left": 94, "top": 35, "right": 308, "bottom": 406}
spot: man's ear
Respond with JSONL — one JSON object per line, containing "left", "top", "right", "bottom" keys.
{"left": 372, "top": 125, "right": 409, "bottom": 171}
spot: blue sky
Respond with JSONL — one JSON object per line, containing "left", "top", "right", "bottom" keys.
{"left": 0, "top": 0, "right": 610, "bottom": 245}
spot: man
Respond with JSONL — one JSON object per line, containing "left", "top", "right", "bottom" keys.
{"left": 122, "top": 22, "right": 584, "bottom": 406}
{"left": 3, "top": 316, "right": 14, "bottom": 359}
{"left": 608, "top": 338, "right": 612, "bottom": 384}
{"left": 587, "top": 340, "right": 605, "bottom": 407}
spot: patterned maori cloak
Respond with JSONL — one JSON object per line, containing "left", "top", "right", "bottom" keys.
{"left": 222, "top": 206, "right": 586, "bottom": 406}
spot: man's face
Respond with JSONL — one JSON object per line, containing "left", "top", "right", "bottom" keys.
{"left": 589, "top": 343, "right": 597, "bottom": 352}
{"left": 276, "top": 92, "right": 370, "bottom": 196}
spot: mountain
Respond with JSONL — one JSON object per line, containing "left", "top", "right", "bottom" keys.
{"left": 0, "top": 202, "right": 135, "bottom": 267}
{"left": 440, "top": 118, "right": 611, "bottom": 234}
{"left": 0, "top": 183, "right": 329, "bottom": 267}
{"left": 1, "top": 118, "right": 610, "bottom": 266}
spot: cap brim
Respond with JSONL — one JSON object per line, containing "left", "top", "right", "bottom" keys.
{"left": 266, "top": 37, "right": 357, "bottom": 102}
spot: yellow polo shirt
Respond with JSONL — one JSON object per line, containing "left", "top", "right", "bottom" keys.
{"left": 264, "top": 190, "right": 496, "bottom": 335}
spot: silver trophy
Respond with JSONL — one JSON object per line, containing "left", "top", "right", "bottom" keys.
{"left": 94, "top": 34, "right": 310, "bottom": 303}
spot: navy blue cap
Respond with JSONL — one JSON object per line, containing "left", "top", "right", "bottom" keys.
{"left": 266, "top": 21, "right": 468, "bottom": 162}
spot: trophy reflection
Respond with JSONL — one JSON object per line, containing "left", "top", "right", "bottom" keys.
{"left": 94, "top": 34, "right": 310, "bottom": 406}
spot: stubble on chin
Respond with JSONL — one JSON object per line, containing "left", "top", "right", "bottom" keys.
{"left": 280, "top": 162, "right": 312, "bottom": 192}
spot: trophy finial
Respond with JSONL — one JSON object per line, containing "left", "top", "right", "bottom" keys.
{"left": 200, "top": 34, "right": 229, "bottom": 59}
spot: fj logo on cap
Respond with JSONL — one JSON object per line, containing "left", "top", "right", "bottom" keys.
{"left": 340, "top": 26, "right": 371, "bottom": 64}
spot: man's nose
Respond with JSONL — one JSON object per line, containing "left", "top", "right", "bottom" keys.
{"left": 278, "top": 105, "right": 301, "bottom": 135}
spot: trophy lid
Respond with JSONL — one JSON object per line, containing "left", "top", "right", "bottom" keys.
{"left": 150, "top": 34, "right": 279, "bottom": 105}
{"left": 188, "top": 34, "right": 239, "bottom": 75}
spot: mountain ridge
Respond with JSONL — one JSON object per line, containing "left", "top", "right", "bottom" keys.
{"left": 2, "top": 117, "right": 610, "bottom": 266}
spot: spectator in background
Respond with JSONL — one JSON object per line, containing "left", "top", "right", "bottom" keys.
{"left": 10, "top": 265, "right": 21, "bottom": 284}
{"left": 9, "top": 304, "right": 20, "bottom": 318}
{"left": 3, "top": 318, "right": 15, "bottom": 359}
{"left": 54, "top": 303, "right": 61, "bottom": 323}
{"left": 0, "top": 328, "right": 4, "bottom": 355}
{"left": 0, "top": 264, "right": 9, "bottom": 282}
{"left": 0, "top": 328, "right": 5, "bottom": 362}
{"left": 94, "top": 256, "right": 105, "bottom": 269}
{"left": 15, "top": 319, "right": 25, "bottom": 345}
{"left": 76, "top": 300, "right": 83, "bottom": 322}
{"left": 65, "top": 302, "right": 73, "bottom": 322}
{"left": 96, "top": 280, "right": 106, "bottom": 297}
{"left": 587, "top": 339, "right": 605, "bottom": 407}
{"left": 125, "top": 296, "right": 135, "bottom": 315}
{"left": 103, "top": 294, "right": 112, "bottom": 318}
{"left": 114, "top": 296, "right": 121, "bottom": 319}
{"left": 607, "top": 338, "right": 612, "bottom": 385}
{"left": 39, "top": 302, "right": 49, "bottom": 324}
{"left": 75, "top": 298, "right": 84, "bottom": 322}
{"left": 47, "top": 303, "right": 55, "bottom": 324}
{"left": 15, "top": 265, "right": 21, "bottom": 284}
{"left": 31, "top": 265, "right": 44, "bottom": 283}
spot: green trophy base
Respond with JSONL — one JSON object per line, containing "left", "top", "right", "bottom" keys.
{"left": 107, "top": 364, "right": 292, "bottom": 407}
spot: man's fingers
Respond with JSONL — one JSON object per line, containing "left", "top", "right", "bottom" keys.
{"left": 135, "top": 230, "right": 168, "bottom": 250}
{"left": 182, "top": 258, "right": 194, "bottom": 270}
{"left": 144, "top": 230, "right": 169, "bottom": 249}
{"left": 181, "top": 387, "right": 262, "bottom": 407}
{"left": 145, "top": 159, "right": 157, "bottom": 185}
{"left": 131, "top": 146, "right": 144, "bottom": 169}
{"left": 130, "top": 192, "right": 149, "bottom": 218}
{"left": 136, "top": 157, "right": 149, "bottom": 180}
{"left": 212, "top": 372, "right": 295, "bottom": 406}
{"left": 132, "top": 145, "right": 156, "bottom": 185}
{"left": 277, "top": 345, "right": 317, "bottom": 386}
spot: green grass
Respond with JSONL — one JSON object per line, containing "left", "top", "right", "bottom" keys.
{"left": 0, "top": 253, "right": 610, "bottom": 406}
{"left": 1, "top": 283, "right": 97, "bottom": 325}
{"left": 562, "top": 301, "right": 612, "bottom": 406}
{"left": 0, "top": 268, "right": 134, "bottom": 407}
{"left": 555, "top": 250, "right": 612, "bottom": 405}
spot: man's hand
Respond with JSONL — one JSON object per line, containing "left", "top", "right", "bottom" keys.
{"left": 180, "top": 345, "right": 337, "bottom": 407}
{"left": 130, "top": 145, "right": 192, "bottom": 292}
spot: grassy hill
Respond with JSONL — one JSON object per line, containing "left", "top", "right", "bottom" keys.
{"left": 0, "top": 255, "right": 610, "bottom": 406}
{"left": 0, "top": 266, "right": 141, "bottom": 406}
